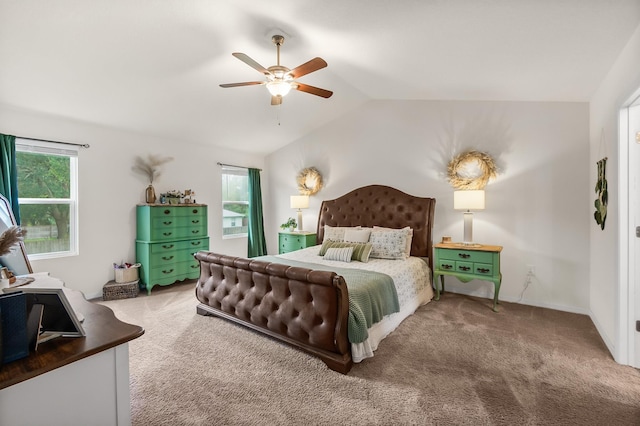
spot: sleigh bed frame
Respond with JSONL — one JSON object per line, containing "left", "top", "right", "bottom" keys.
{"left": 195, "top": 185, "right": 436, "bottom": 373}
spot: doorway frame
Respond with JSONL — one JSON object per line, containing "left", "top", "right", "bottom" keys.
{"left": 619, "top": 90, "right": 640, "bottom": 368}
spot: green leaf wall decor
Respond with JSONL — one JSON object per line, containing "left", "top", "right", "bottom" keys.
{"left": 594, "top": 157, "right": 608, "bottom": 230}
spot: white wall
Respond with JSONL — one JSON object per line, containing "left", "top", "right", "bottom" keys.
{"left": 589, "top": 22, "right": 640, "bottom": 363}
{"left": 266, "top": 100, "right": 590, "bottom": 312}
{"left": 1, "top": 105, "right": 264, "bottom": 299}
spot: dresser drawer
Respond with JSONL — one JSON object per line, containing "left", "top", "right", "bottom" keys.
{"left": 147, "top": 259, "right": 201, "bottom": 283}
{"left": 149, "top": 249, "right": 199, "bottom": 265}
{"left": 148, "top": 224, "right": 207, "bottom": 241}
{"left": 147, "top": 238, "right": 209, "bottom": 254}
{"left": 148, "top": 206, "right": 206, "bottom": 219}
{"left": 137, "top": 205, "right": 208, "bottom": 241}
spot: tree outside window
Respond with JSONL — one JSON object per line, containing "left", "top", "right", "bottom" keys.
{"left": 16, "top": 140, "right": 78, "bottom": 258}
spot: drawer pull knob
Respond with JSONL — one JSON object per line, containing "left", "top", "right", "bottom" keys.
{"left": 458, "top": 253, "right": 470, "bottom": 259}
{"left": 163, "top": 221, "right": 172, "bottom": 225}
{"left": 190, "top": 264, "right": 199, "bottom": 269}
{"left": 477, "top": 268, "right": 490, "bottom": 273}
{"left": 162, "top": 255, "right": 174, "bottom": 261}
{"left": 162, "top": 269, "right": 174, "bottom": 275}
{"left": 163, "top": 210, "right": 171, "bottom": 215}
{"left": 162, "top": 244, "right": 174, "bottom": 249}
{"left": 458, "top": 266, "right": 471, "bottom": 271}
{"left": 191, "top": 241, "right": 201, "bottom": 246}
{"left": 192, "top": 220, "right": 200, "bottom": 224}
{"left": 163, "top": 232, "right": 173, "bottom": 236}
{"left": 192, "top": 230, "right": 200, "bottom": 234}
{"left": 192, "top": 209, "right": 198, "bottom": 214}
{"left": 442, "top": 264, "right": 452, "bottom": 270}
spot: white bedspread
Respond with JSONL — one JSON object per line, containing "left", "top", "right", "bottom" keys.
{"left": 278, "top": 246, "right": 434, "bottom": 362}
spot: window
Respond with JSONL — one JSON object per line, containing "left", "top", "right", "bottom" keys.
{"left": 15, "top": 139, "right": 79, "bottom": 259}
{"left": 221, "top": 166, "right": 248, "bottom": 238}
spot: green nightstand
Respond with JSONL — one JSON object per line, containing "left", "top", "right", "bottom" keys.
{"left": 278, "top": 231, "right": 317, "bottom": 254}
{"left": 433, "top": 242, "right": 503, "bottom": 312}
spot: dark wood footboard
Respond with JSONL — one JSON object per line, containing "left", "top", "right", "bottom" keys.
{"left": 194, "top": 251, "right": 353, "bottom": 374}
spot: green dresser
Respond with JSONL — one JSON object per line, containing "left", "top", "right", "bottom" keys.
{"left": 136, "top": 204, "right": 209, "bottom": 294}
{"left": 433, "top": 242, "right": 502, "bottom": 311}
{"left": 278, "top": 231, "right": 316, "bottom": 254}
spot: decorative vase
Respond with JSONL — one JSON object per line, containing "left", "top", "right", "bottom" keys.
{"left": 145, "top": 184, "right": 156, "bottom": 204}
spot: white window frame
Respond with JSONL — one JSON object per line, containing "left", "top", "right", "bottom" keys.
{"left": 221, "top": 165, "right": 249, "bottom": 239}
{"left": 16, "top": 138, "right": 79, "bottom": 260}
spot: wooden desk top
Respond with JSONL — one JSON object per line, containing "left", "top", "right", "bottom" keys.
{"left": 434, "top": 242, "right": 503, "bottom": 252}
{"left": 0, "top": 288, "right": 144, "bottom": 389}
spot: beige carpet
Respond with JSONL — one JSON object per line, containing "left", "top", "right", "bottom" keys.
{"left": 98, "top": 282, "right": 640, "bottom": 425}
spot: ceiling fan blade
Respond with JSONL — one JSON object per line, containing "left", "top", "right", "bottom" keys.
{"left": 219, "top": 81, "right": 265, "bottom": 88}
{"left": 288, "top": 57, "right": 328, "bottom": 79}
{"left": 271, "top": 95, "right": 282, "bottom": 106}
{"left": 294, "top": 82, "right": 333, "bottom": 98}
{"left": 232, "top": 53, "right": 271, "bottom": 76}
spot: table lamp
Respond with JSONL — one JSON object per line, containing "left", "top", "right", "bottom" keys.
{"left": 290, "top": 195, "right": 309, "bottom": 232}
{"left": 453, "top": 190, "right": 485, "bottom": 245}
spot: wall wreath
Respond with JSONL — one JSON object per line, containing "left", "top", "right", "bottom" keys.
{"left": 296, "top": 167, "right": 324, "bottom": 196}
{"left": 447, "top": 150, "right": 498, "bottom": 190}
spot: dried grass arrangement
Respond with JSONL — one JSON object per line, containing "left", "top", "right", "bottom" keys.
{"left": 447, "top": 150, "right": 498, "bottom": 190}
{"left": 132, "top": 154, "right": 174, "bottom": 184}
{"left": 0, "top": 226, "right": 26, "bottom": 256}
{"left": 296, "top": 167, "right": 323, "bottom": 195}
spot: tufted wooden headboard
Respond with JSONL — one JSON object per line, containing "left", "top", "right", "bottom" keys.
{"left": 316, "top": 185, "right": 436, "bottom": 270}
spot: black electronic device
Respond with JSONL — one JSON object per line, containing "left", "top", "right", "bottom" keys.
{"left": 2, "top": 288, "right": 85, "bottom": 343}
{"left": 0, "top": 291, "right": 29, "bottom": 363}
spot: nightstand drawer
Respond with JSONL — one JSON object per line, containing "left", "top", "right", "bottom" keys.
{"left": 278, "top": 232, "right": 316, "bottom": 254}
{"left": 438, "top": 249, "right": 493, "bottom": 264}
{"left": 474, "top": 263, "right": 494, "bottom": 276}
{"left": 456, "top": 261, "right": 473, "bottom": 273}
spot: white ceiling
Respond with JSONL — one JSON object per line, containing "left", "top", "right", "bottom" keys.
{"left": 1, "top": 1, "right": 639, "bottom": 155}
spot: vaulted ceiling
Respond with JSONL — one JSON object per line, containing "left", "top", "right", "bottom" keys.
{"left": 1, "top": 1, "right": 639, "bottom": 154}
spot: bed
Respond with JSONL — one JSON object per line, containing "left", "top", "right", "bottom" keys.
{"left": 195, "top": 185, "right": 436, "bottom": 373}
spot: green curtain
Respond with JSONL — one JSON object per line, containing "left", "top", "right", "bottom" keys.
{"left": 247, "top": 168, "right": 267, "bottom": 257}
{"left": 0, "top": 133, "right": 20, "bottom": 224}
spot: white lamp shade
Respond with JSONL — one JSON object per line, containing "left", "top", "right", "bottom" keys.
{"left": 267, "top": 80, "right": 292, "bottom": 97}
{"left": 454, "top": 190, "right": 485, "bottom": 210}
{"left": 290, "top": 195, "right": 309, "bottom": 209}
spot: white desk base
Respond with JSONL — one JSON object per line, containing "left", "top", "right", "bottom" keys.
{"left": 0, "top": 344, "right": 132, "bottom": 426}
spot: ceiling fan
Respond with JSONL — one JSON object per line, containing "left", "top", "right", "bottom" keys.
{"left": 220, "top": 35, "right": 333, "bottom": 106}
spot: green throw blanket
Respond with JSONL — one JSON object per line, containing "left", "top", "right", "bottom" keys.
{"left": 257, "top": 256, "right": 399, "bottom": 343}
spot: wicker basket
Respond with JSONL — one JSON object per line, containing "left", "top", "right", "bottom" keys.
{"left": 114, "top": 266, "right": 139, "bottom": 283}
{"left": 103, "top": 280, "right": 139, "bottom": 300}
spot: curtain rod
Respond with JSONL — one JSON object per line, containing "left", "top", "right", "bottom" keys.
{"left": 217, "top": 162, "right": 262, "bottom": 171}
{"left": 17, "top": 136, "right": 90, "bottom": 148}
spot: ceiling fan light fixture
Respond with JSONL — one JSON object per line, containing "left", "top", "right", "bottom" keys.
{"left": 266, "top": 80, "right": 292, "bottom": 97}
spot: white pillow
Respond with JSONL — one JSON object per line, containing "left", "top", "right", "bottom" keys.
{"left": 373, "top": 226, "right": 413, "bottom": 258}
{"left": 369, "top": 228, "right": 408, "bottom": 259}
{"left": 323, "top": 246, "right": 354, "bottom": 262}
{"left": 323, "top": 225, "right": 360, "bottom": 242}
{"left": 343, "top": 228, "right": 371, "bottom": 243}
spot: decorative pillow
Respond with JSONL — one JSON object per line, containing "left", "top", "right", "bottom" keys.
{"left": 343, "top": 228, "right": 371, "bottom": 243}
{"left": 323, "top": 225, "right": 355, "bottom": 242}
{"left": 319, "top": 240, "right": 373, "bottom": 262}
{"left": 323, "top": 247, "right": 354, "bottom": 263}
{"left": 369, "top": 228, "right": 408, "bottom": 259}
{"left": 373, "top": 226, "right": 413, "bottom": 258}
